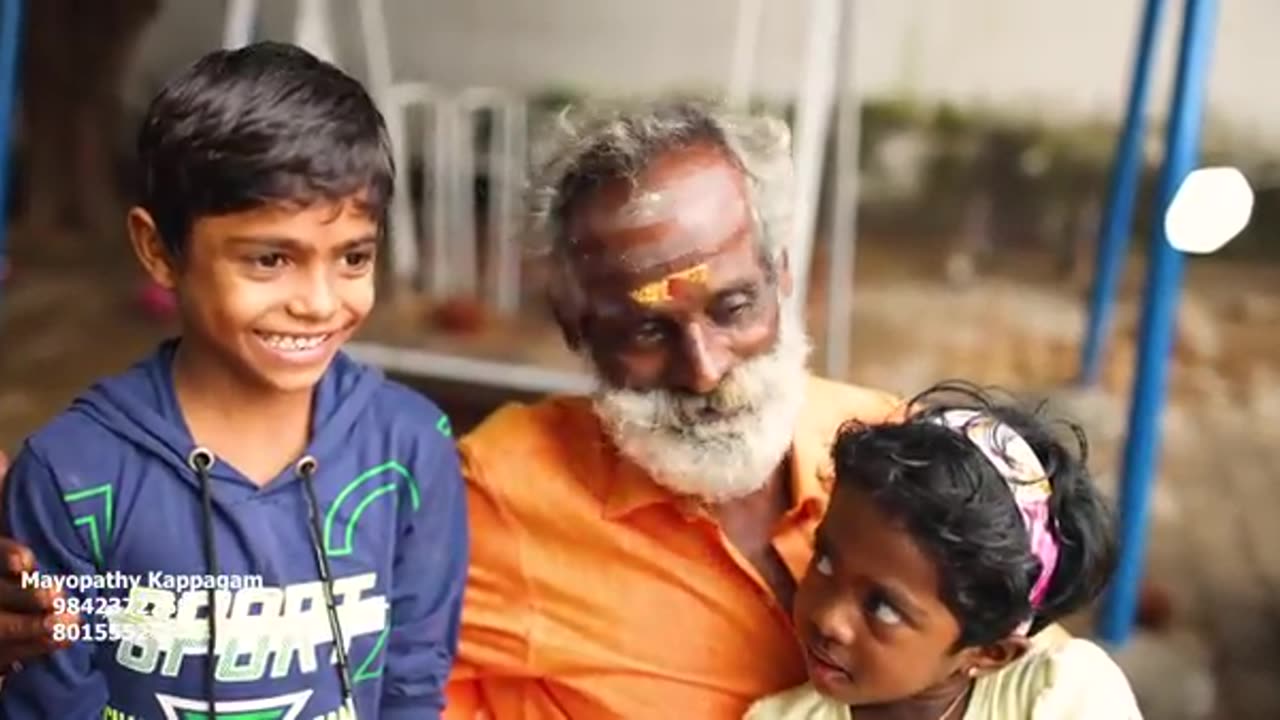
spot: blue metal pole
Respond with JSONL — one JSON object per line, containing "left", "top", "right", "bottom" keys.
{"left": 1080, "top": 0, "right": 1168, "bottom": 386}
{"left": 1097, "top": 0, "right": 1219, "bottom": 646}
{"left": 0, "top": 0, "right": 24, "bottom": 306}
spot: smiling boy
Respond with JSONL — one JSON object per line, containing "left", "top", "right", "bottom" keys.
{"left": 0, "top": 42, "right": 466, "bottom": 719}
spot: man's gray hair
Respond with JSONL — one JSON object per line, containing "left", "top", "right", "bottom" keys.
{"left": 524, "top": 98, "right": 796, "bottom": 273}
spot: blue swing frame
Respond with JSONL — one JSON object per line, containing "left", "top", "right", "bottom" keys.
{"left": 0, "top": 0, "right": 1223, "bottom": 648}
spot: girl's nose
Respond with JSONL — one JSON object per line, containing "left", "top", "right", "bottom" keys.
{"left": 810, "top": 598, "right": 857, "bottom": 648}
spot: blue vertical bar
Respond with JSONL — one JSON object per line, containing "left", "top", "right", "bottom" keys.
{"left": 0, "top": 0, "right": 23, "bottom": 305}
{"left": 1097, "top": 0, "right": 1219, "bottom": 646}
{"left": 1080, "top": 0, "right": 1168, "bottom": 385}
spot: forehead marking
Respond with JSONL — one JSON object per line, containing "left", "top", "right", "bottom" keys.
{"left": 629, "top": 262, "right": 711, "bottom": 306}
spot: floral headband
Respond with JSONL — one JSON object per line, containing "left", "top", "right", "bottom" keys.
{"left": 932, "top": 409, "right": 1060, "bottom": 624}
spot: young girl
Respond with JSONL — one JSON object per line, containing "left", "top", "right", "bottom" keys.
{"left": 746, "top": 381, "right": 1143, "bottom": 719}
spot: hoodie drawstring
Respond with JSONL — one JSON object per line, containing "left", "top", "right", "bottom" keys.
{"left": 182, "top": 450, "right": 355, "bottom": 718}
{"left": 297, "top": 456, "right": 356, "bottom": 711}
{"left": 186, "top": 447, "right": 219, "bottom": 720}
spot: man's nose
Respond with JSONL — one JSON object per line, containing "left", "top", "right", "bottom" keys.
{"left": 676, "top": 322, "right": 732, "bottom": 394}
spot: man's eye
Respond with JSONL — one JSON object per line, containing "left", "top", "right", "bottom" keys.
{"left": 632, "top": 323, "right": 666, "bottom": 346}
{"left": 714, "top": 297, "right": 757, "bottom": 324}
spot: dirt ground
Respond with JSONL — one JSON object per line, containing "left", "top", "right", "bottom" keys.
{"left": 2, "top": 226, "right": 1280, "bottom": 719}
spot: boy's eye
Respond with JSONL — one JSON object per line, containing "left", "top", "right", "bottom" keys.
{"left": 252, "top": 253, "right": 288, "bottom": 269}
{"left": 343, "top": 250, "right": 374, "bottom": 268}
{"left": 814, "top": 553, "right": 833, "bottom": 577}
{"left": 869, "top": 597, "right": 904, "bottom": 626}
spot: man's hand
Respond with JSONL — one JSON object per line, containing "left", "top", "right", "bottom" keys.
{"left": 0, "top": 450, "right": 72, "bottom": 674}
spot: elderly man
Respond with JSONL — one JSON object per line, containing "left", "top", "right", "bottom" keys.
{"left": 441, "top": 101, "right": 897, "bottom": 718}
{"left": 0, "top": 101, "right": 898, "bottom": 717}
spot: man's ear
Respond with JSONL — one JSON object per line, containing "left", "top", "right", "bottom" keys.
{"left": 777, "top": 248, "right": 793, "bottom": 297}
{"left": 959, "top": 635, "right": 1032, "bottom": 678}
{"left": 549, "top": 291, "right": 584, "bottom": 352}
{"left": 128, "top": 207, "right": 179, "bottom": 289}
{"left": 547, "top": 261, "right": 593, "bottom": 352}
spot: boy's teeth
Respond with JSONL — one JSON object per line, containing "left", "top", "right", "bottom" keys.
{"left": 261, "top": 333, "right": 327, "bottom": 351}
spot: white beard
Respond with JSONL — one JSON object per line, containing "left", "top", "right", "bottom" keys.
{"left": 591, "top": 298, "right": 811, "bottom": 503}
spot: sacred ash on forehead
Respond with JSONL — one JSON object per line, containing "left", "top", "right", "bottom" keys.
{"left": 522, "top": 99, "right": 797, "bottom": 276}
{"left": 574, "top": 153, "right": 756, "bottom": 278}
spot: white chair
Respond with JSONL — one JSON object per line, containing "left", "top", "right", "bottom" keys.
{"left": 221, "top": 1, "right": 529, "bottom": 308}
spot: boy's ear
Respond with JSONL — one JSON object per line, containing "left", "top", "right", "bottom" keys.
{"left": 128, "top": 207, "right": 178, "bottom": 289}
{"left": 960, "top": 635, "right": 1032, "bottom": 677}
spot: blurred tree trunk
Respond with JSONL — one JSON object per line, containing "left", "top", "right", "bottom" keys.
{"left": 19, "top": 0, "right": 161, "bottom": 247}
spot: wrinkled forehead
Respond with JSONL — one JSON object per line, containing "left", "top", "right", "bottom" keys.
{"left": 564, "top": 145, "right": 757, "bottom": 278}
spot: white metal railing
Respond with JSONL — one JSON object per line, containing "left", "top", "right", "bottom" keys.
{"left": 224, "top": 1, "right": 530, "bottom": 312}
{"left": 222, "top": 0, "right": 856, "bottom": 392}
{"left": 459, "top": 87, "right": 528, "bottom": 314}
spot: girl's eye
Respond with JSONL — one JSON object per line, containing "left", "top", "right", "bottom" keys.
{"left": 870, "top": 598, "right": 904, "bottom": 626}
{"left": 814, "top": 553, "right": 833, "bottom": 577}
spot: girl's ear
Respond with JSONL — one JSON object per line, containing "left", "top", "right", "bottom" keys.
{"left": 957, "top": 635, "right": 1032, "bottom": 678}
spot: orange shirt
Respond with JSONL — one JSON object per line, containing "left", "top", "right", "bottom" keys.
{"left": 443, "top": 376, "right": 901, "bottom": 720}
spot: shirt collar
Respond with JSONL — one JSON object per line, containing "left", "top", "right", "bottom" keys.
{"left": 602, "top": 453, "right": 676, "bottom": 519}
{"left": 784, "top": 410, "right": 836, "bottom": 522}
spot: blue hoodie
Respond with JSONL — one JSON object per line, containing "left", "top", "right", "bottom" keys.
{"left": 0, "top": 339, "right": 468, "bottom": 720}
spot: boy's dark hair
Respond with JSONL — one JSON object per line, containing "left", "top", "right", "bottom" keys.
{"left": 136, "top": 41, "right": 394, "bottom": 255}
{"left": 830, "top": 380, "right": 1116, "bottom": 648}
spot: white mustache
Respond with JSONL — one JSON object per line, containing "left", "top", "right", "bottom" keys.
{"left": 641, "top": 374, "right": 759, "bottom": 430}
{"left": 591, "top": 300, "right": 811, "bottom": 502}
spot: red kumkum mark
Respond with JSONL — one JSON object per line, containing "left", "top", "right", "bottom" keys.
{"left": 630, "top": 263, "right": 711, "bottom": 306}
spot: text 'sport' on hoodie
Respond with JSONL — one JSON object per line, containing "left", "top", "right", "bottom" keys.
{"left": 0, "top": 339, "right": 468, "bottom": 720}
